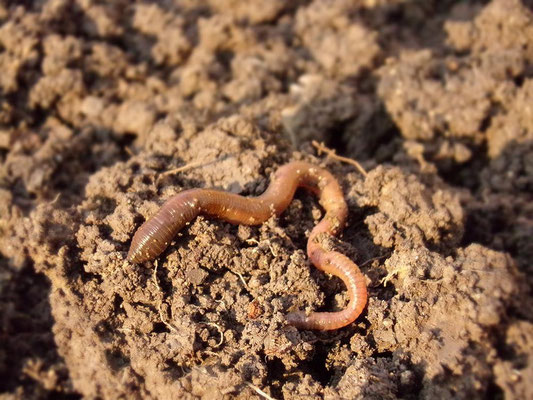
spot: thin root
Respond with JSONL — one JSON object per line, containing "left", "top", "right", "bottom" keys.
{"left": 232, "top": 270, "right": 249, "bottom": 289}
{"left": 312, "top": 140, "right": 368, "bottom": 177}
{"left": 161, "top": 160, "right": 205, "bottom": 176}
{"left": 361, "top": 253, "right": 390, "bottom": 267}
{"left": 244, "top": 382, "right": 277, "bottom": 400}
{"left": 199, "top": 322, "right": 225, "bottom": 348}
{"left": 153, "top": 260, "right": 177, "bottom": 333}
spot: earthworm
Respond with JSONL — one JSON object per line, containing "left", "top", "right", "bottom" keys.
{"left": 127, "top": 161, "right": 367, "bottom": 330}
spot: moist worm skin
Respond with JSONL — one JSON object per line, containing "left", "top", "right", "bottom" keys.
{"left": 127, "top": 161, "right": 367, "bottom": 330}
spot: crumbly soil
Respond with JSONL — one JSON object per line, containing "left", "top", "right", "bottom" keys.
{"left": 1, "top": 1, "right": 532, "bottom": 399}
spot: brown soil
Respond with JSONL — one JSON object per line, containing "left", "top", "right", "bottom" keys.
{"left": 1, "top": 1, "right": 532, "bottom": 399}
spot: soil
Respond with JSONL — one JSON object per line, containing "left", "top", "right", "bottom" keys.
{"left": 0, "top": 0, "right": 532, "bottom": 399}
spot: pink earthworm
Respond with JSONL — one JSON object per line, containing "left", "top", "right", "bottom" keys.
{"left": 127, "top": 161, "right": 367, "bottom": 330}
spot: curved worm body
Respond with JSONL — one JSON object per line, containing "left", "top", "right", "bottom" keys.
{"left": 127, "top": 161, "right": 367, "bottom": 330}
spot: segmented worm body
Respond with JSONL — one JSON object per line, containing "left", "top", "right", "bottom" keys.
{"left": 127, "top": 161, "right": 367, "bottom": 330}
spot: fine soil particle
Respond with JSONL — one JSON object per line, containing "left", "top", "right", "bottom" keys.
{"left": 1, "top": 1, "right": 532, "bottom": 399}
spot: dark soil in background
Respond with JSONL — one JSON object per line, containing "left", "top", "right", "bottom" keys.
{"left": 0, "top": 0, "right": 532, "bottom": 399}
